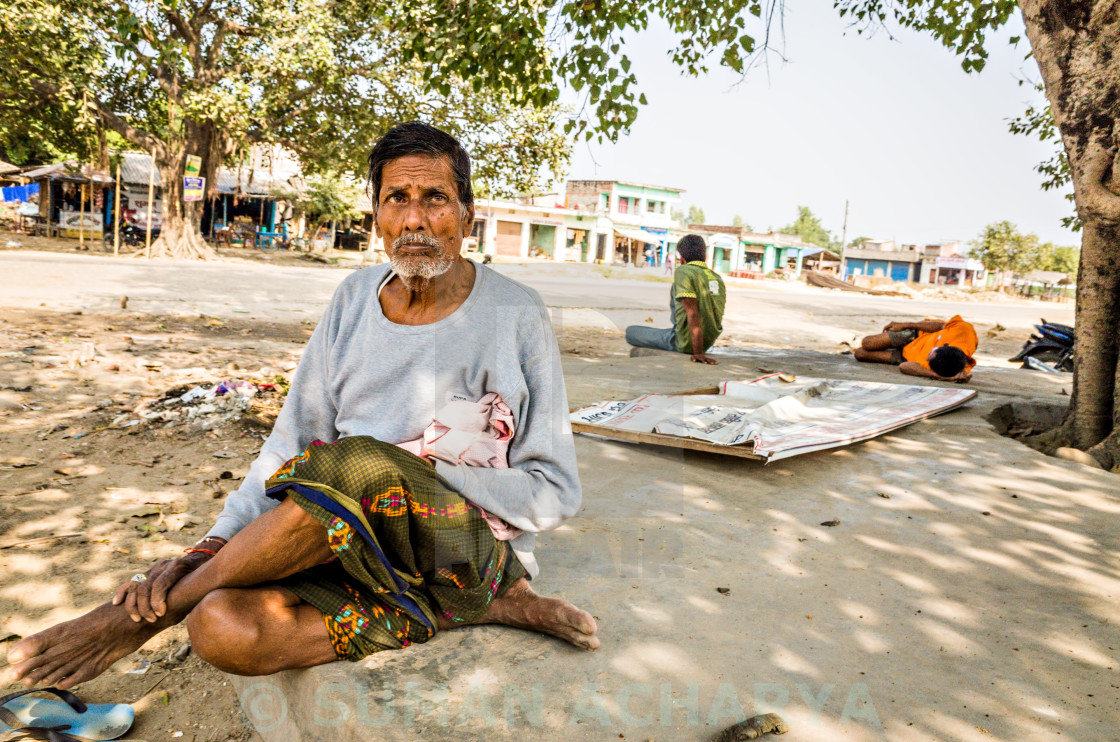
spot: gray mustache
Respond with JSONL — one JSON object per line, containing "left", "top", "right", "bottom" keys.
{"left": 392, "top": 234, "right": 441, "bottom": 250}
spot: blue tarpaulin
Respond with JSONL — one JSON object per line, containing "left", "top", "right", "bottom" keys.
{"left": 1, "top": 183, "right": 39, "bottom": 203}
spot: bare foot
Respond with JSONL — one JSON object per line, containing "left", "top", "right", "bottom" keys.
{"left": 471, "top": 578, "right": 599, "bottom": 650}
{"left": 5, "top": 602, "right": 164, "bottom": 689}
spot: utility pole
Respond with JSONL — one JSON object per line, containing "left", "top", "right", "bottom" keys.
{"left": 144, "top": 148, "right": 155, "bottom": 259}
{"left": 113, "top": 162, "right": 121, "bottom": 255}
{"left": 78, "top": 180, "right": 86, "bottom": 249}
{"left": 839, "top": 199, "right": 849, "bottom": 278}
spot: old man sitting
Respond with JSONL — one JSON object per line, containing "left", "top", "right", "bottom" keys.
{"left": 6, "top": 122, "right": 598, "bottom": 690}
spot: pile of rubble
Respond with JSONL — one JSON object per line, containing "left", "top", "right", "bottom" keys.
{"left": 119, "top": 379, "right": 282, "bottom": 432}
{"left": 884, "top": 283, "right": 1009, "bottom": 303}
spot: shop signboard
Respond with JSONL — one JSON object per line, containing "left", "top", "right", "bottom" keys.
{"left": 58, "top": 210, "right": 103, "bottom": 237}
{"left": 123, "top": 187, "right": 163, "bottom": 229}
{"left": 183, "top": 176, "right": 205, "bottom": 202}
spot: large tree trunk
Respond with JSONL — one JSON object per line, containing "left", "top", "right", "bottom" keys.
{"left": 1070, "top": 219, "right": 1120, "bottom": 448}
{"left": 1019, "top": 0, "right": 1120, "bottom": 468}
{"left": 146, "top": 121, "right": 222, "bottom": 260}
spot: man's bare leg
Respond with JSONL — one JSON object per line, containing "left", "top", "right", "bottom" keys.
{"left": 461, "top": 577, "right": 600, "bottom": 651}
{"left": 853, "top": 332, "right": 896, "bottom": 363}
{"left": 859, "top": 332, "right": 892, "bottom": 351}
{"left": 186, "top": 577, "right": 598, "bottom": 678}
{"left": 187, "top": 585, "right": 337, "bottom": 675}
{"left": 4, "top": 498, "right": 333, "bottom": 688}
{"left": 7, "top": 498, "right": 598, "bottom": 684}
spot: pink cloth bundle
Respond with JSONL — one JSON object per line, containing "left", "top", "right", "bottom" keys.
{"left": 397, "top": 392, "right": 523, "bottom": 541}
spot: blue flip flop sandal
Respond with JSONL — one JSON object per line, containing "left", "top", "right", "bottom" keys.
{"left": 0, "top": 688, "right": 134, "bottom": 741}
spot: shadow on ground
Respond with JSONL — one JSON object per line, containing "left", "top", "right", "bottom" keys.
{"left": 227, "top": 353, "right": 1116, "bottom": 742}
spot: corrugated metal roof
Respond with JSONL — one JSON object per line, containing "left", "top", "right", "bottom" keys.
{"left": 117, "top": 151, "right": 286, "bottom": 195}
{"left": 22, "top": 161, "right": 114, "bottom": 184}
{"left": 740, "top": 232, "right": 820, "bottom": 251}
{"left": 21, "top": 163, "right": 64, "bottom": 179}
{"left": 0, "top": 159, "right": 18, "bottom": 175}
{"left": 118, "top": 152, "right": 162, "bottom": 187}
{"left": 214, "top": 168, "right": 282, "bottom": 196}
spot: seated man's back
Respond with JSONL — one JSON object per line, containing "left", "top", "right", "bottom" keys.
{"left": 671, "top": 257, "right": 726, "bottom": 354}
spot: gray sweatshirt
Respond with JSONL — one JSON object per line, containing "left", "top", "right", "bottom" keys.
{"left": 207, "top": 262, "right": 581, "bottom": 577}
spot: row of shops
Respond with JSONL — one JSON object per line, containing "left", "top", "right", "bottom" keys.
{"left": 1, "top": 152, "right": 291, "bottom": 244}
{"left": 841, "top": 243, "right": 988, "bottom": 287}
{"left": 4, "top": 160, "right": 841, "bottom": 279}
{"left": 464, "top": 188, "right": 838, "bottom": 279}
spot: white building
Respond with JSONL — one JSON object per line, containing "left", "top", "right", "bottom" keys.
{"left": 469, "top": 197, "right": 607, "bottom": 262}
{"left": 361, "top": 180, "right": 687, "bottom": 265}
{"left": 564, "top": 180, "right": 685, "bottom": 264}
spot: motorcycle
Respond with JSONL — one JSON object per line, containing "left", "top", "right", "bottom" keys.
{"left": 1009, "top": 319, "right": 1074, "bottom": 372}
{"left": 115, "top": 218, "right": 157, "bottom": 247}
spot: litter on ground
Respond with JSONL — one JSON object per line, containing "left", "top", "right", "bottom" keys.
{"left": 113, "top": 379, "right": 281, "bottom": 432}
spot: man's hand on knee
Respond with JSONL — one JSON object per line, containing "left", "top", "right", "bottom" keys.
{"left": 113, "top": 538, "right": 225, "bottom": 623}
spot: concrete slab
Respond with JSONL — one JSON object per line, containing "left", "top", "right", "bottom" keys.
{"left": 229, "top": 353, "right": 1115, "bottom": 741}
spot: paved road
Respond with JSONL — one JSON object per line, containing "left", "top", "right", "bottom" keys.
{"left": 0, "top": 251, "right": 1074, "bottom": 351}
{"left": 0, "top": 251, "right": 342, "bottom": 322}
{"left": 505, "top": 266, "right": 1075, "bottom": 341}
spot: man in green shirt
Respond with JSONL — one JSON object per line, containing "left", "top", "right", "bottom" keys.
{"left": 625, "top": 234, "right": 726, "bottom": 364}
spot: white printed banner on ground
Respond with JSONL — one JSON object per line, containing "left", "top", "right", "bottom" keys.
{"left": 570, "top": 375, "right": 976, "bottom": 461}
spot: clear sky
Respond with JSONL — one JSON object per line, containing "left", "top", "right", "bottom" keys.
{"left": 561, "top": 3, "right": 1078, "bottom": 248}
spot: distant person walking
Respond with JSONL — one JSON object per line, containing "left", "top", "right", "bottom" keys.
{"left": 625, "top": 234, "right": 726, "bottom": 364}
{"left": 663, "top": 250, "right": 675, "bottom": 275}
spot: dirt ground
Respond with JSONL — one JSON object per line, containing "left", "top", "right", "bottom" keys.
{"left": 0, "top": 234, "right": 1082, "bottom": 740}
{"left": 0, "top": 303, "right": 622, "bottom": 741}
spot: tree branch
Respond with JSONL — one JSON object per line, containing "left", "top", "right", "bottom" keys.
{"left": 193, "top": 0, "right": 216, "bottom": 25}
{"left": 201, "top": 18, "right": 259, "bottom": 79}
{"left": 166, "top": 8, "right": 204, "bottom": 73}
{"left": 25, "top": 77, "right": 164, "bottom": 156}
{"left": 99, "top": 0, "right": 174, "bottom": 95}
{"left": 1080, "top": 140, "right": 1120, "bottom": 222}
{"left": 206, "top": 19, "right": 233, "bottom": 68}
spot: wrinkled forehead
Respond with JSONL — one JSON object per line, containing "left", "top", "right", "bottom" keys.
{"left": 379, "top": 154, "right": 456, "bottom": 195}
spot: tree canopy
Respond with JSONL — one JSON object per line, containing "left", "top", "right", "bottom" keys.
{"left": 673, "top": 205, "right": 707, "bottom": 225}
{"left": 731, "top": 214, "right": 752, "bottom": 230}
{"left": 0, "top": 0, "right": 570, "bottom": 193}
{"left": 970, "top": 221, "right": 1080, "bottom": 278}
{"left": 781, "top": 206, "right": 834, "bottom": 248}
{"left": 0, "top": 0, "right": 770, "bottom": 257}
{"left": 0, "top": 0, "right": 768, "bottom": 177}
{"left": 970, "top": 220, "right": 1040, "bottom": 276}
{"left": 272, "top": 175, "right": 363, "bottom": 237}
{"left": 1038, "top": 243, "right": 1079, "bottom": 275}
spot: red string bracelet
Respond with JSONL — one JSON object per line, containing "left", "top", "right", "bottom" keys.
{"left": 185, "top": 547, "right": 218, "bottom": 557}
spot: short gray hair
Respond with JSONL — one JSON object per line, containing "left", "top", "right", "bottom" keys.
{"left": 366, "top": 122, "right": 473, "bottom": 215}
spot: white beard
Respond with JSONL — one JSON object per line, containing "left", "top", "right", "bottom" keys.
{"left": 391, "top": 251, "right": 454, "bottom": 276}
{"left": 388, "top": 235, "right": 455, "bottom": 290}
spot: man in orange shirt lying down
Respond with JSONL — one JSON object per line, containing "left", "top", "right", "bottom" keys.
{"left": 853, "top": 315, "right": 978, "bottom": 383}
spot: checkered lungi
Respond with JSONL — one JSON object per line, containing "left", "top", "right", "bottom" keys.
{"left": 264, "top": 436, "right": 525, "bottom": 660}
